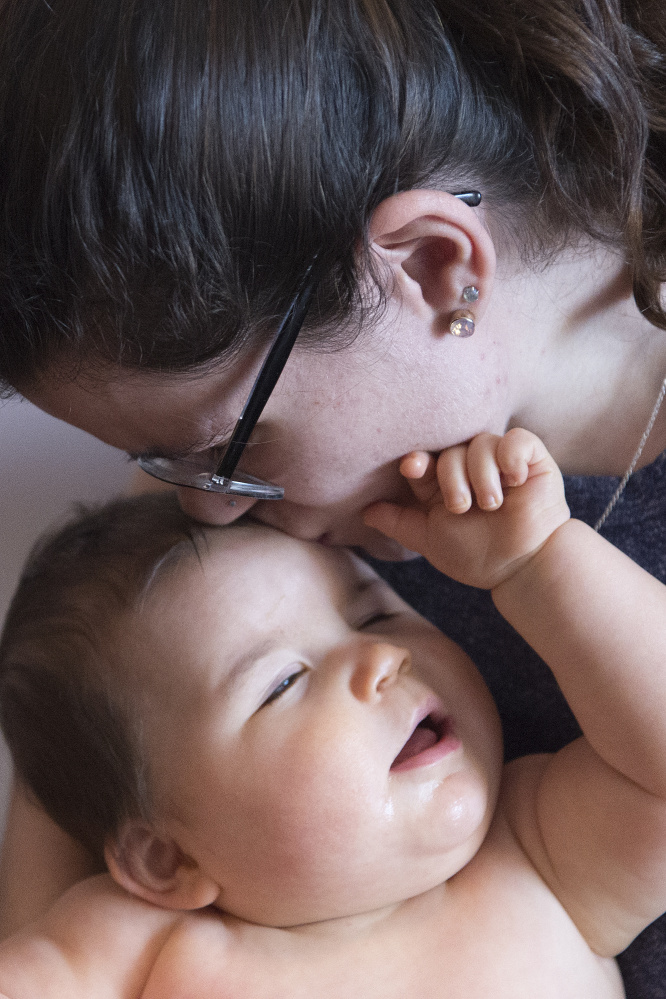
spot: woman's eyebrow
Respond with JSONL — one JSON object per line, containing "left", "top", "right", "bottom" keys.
{"left": 127, "top": 432, "right": 233, "bottom": 463}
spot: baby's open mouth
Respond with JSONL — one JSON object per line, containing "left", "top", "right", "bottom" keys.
{"left": 391, "top": 712, "right": 447, "bottom": 769}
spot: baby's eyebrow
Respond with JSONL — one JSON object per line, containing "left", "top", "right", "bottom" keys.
{"left": 351, "top": 578, "right": 383, "bottom": 598}
{"left": 223, "top": 637, "right": 276, "bottom": 690}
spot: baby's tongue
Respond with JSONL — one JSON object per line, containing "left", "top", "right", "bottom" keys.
{"left": 391, "top": 724, "right": 437, "bottom": 768}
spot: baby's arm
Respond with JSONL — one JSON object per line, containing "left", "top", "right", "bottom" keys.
{"left": 0, "top": 783, "right": 101, "bottom": 939}
{"left": 0, "top": 875, "right": 178, "bottom": 999}
{"left": 365, "top": 429, "right": 666, "bottom": 955}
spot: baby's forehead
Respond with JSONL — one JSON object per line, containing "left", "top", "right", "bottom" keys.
{"left": 189, "top": 522, "right": 369, "bottom": 594}
{"left": 139, "top": 521, "right": 375, "bottom": 638}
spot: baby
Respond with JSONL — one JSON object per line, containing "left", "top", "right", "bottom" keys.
{"left": 0, "top": 429, "right": 665, "bottom": 998}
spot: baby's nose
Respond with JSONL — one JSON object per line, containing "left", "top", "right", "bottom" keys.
{"left": 350, "top": 642, "right": 411, "bottom": 702}
{"left": 176, "top": 486, "right": 258, "bottom": 525}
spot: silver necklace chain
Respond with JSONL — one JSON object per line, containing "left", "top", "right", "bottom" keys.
{"left": 594, "top": 376, "right": 666, "bottom": 532}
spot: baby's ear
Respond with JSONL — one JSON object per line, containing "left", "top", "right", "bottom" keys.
{"left": 105, "top": 822, "right": 220, "bottom": 910}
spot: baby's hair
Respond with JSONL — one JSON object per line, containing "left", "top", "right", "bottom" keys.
{"left": 0, "top": 0, "right": 665, "bottom": 390}
{"left": 0, "top": 493, "right": 215, "bottom": 862}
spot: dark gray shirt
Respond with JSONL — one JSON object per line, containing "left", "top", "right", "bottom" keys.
{"left": 367, "top": 448, "right": 666, "bottom": 999}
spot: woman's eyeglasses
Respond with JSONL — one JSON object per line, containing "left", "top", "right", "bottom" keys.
{"left": 137, "top": 190, "right": 482, "bottom": 500}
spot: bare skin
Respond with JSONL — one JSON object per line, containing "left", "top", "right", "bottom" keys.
{"left": 0, "top": 789, "right": 101, "bottom": 940}
{"left": 2, "top": 429, "right": 666, "bottom": 996}
{"left": 5, "top": 188, "right": 666, "bottom": 937}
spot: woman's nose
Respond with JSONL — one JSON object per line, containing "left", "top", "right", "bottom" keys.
{"left": 349, "top": 643, "right": 411, "bottom": 702}
{"left": 176, "top": 486, "right": 258, "bottom": 525}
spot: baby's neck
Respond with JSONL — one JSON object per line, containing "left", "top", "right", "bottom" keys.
{"left": 222, "top": 881, "right": 446, "bottom": 948}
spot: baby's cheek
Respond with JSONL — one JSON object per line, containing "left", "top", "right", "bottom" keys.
{"left": 261, "top": 745, "right": 376, "bottom": 866}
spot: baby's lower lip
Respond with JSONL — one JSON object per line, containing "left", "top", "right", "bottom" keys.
{"left": 390, "top": 716, "right": 461, "bottom": 772}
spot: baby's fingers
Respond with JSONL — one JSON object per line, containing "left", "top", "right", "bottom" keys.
{"left": 496, "top": 427, "right": 552, "bottom": 485}
{"left": 434, "top": 445, "right": 473, "bottom": 513}
{"left": 464, "top": 434, "right": 505, "bottom": 510}
{"left": 400, "top": 451, "right": 432, "bottom": 480}
{"left": 398, "top": 451, "right": 440, "bottom": 506}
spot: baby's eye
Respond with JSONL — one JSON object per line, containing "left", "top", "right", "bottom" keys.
{"left": 358, "top": 612, "right": 398, "bottom": 630}
{"left": 260, "top": 668, "right": 307, "bottom": 708}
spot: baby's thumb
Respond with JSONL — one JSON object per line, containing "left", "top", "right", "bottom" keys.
{"left": 363, "top": 502, "right": 427, "bottom": 554}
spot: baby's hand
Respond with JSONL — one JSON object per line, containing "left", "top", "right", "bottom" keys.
{"left": 364, "top": 429, "right": 570, "bottom": 589}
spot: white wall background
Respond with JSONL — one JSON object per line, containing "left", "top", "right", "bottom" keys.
{"left": 0, "top": 396, "right": 132, "bottom": 839}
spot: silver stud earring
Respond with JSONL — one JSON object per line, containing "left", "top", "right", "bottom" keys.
{"left": 449, "top": 309, "right": 475, "bottom": 337}
{"left": 462, "top": 285, "right": 479, "bottom": 303}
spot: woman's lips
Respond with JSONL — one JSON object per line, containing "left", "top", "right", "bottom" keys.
{"left": 390, "top": 712, "right": 461, "bottom": 772}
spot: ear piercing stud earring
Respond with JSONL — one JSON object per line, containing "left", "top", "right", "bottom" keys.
{"left": 448, "top": 286, "right": 478, "bottom": 336}
{"left": 449, "top": 310, "right": 475, "bottom": 337}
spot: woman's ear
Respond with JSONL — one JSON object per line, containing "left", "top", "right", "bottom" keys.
{"left": 105, "top": 822, "right": 220, "bottom": 911}
{"left": 368, "top": 189, "right": 496, "bottom": 332}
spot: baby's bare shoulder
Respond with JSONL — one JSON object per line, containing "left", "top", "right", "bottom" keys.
{"left": 0, "top": 875, "right": 182, "bottom": 999}
{"left": 491, "top": 754, "right": 559, "bottom": 887}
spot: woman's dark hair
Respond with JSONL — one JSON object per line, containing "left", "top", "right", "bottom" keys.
{"left": 0, "top": 493, "right": 209, "bottom": 862}
{"left": 0, "top": 0, "right": 665, "bottom": 390}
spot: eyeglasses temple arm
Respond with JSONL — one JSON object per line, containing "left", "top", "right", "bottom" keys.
{"left": 213, "top": 191, "right": 480, "bottom": 482}
{"left": 214, "top": 266, "right": 317, "bottom": 480}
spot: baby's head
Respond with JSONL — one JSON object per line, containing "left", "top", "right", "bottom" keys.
{"left": 0, "top": 495, "right": 502, "bottom": 926}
